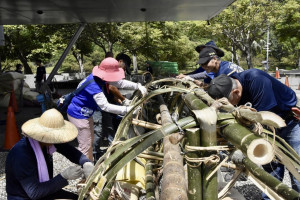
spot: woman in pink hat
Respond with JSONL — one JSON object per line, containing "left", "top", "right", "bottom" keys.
{"left": 67, "top": 57, "right": 147, "bottom": 160}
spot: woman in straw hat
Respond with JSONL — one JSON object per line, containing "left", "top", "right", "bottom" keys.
{"left": 67, "top": 57, "right": 147, "bottom": 161}
{"left": 5, "top": 109, "right": 94, "bottom": 200}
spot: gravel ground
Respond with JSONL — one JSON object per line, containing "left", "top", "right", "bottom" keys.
{"left": 0, "top": 151, "right": 293, "bottom": 200}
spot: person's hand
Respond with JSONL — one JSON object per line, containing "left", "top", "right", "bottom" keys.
{"left": 176, "top": 74, "right": 186, "bottom": 79}
{"left": 137, "top": 83, "right": 148, "bottom": 96}
{"left": 230, "top": 150, "right": 245, "bottom": 164}
{"left": 61, "top": 165, "right": 83, "bottom": 180}
{"left": 182, "top": 76, "right": 195, "bottom": 82}
{"left": 83, "top": 162, "right": 94, "bottom": 179}
{"left": 127, "top": 105, "right": 141, "bottom": 115}
{"left": 121, "top": 98, "right": 132, "bottom": 106}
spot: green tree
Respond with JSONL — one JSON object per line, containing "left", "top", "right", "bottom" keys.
{"left": 1, "top": 25, "right": 57, "bottom": 73}
{"left": 206, "top": 0, "right": 280, "bottom": 69}
{"left": 273, "top": 0, "right": 300, "bottom": 68}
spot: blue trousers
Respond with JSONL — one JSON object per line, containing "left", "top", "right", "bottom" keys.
{"left": 262, "top": 119, "right": 300, "bottom": 199}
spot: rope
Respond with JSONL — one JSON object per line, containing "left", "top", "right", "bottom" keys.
{"left": 185, "top": 154, "right": 220, "bottom": 168}
{"left": 185, "top": 145, "right": 232, "bottom": 152}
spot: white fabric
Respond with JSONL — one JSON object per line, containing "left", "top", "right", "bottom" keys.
{"left": 137, "top": 83, "right": 148, "bottom": 96}
{"left": 93, "top": 92, "right": 128, "bottom": 115}
{"left": 109, "top": 80, "right": 139, "bottom": 90}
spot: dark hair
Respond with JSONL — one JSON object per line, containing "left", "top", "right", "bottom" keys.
{"left": 16, "top": 64, "right": 22, "bottom": 69}
{"left": 116, "top": 53, "right": 131, "bottom": 66}
{"left": 35, "top": 59, "right": 42, "bottom": 64}
{"left": 105, "top": 52, "right": 114, "bottom": 58}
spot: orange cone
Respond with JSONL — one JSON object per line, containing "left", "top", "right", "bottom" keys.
{"left": 285, "top": 75, "right": 290, "bottom": 87}
{"left": 3, "top": 106, "right": 20, "bottom": 150}
{"left": 297, "top": 83, "right": 300, "bottom": 90}
{"left": 275, "top": 67, "right": 280, "bottom": 79}
{"left": 9, "top": 89, "right": 18, "bottom": 112}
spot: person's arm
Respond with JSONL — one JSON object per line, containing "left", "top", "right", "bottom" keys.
{"left": 93, "top": 92, "right": 128, "bottom": 115}
{"left": 110, "top": 80, "right": 147, "bottom": 96}
{"left": 43, "top": 67, "right": 46, "bottom": 82}
{"left": 189, "top": 71, "right": 207, "bottom": 79}
{"left": 55, "top": 143, "right": 91, "bottom": 166}
{"left": 109, "top": 79, "right": 138, "bottom": 90}
{"left": 19, "top": 174, "right": 68, "bottom": 200}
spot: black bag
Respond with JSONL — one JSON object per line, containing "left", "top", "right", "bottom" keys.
{"left": 56, "top": 79, "right": 95, "bottom": 112}
{"left": 56, "top": 92, "right": 75, "bottom": 112}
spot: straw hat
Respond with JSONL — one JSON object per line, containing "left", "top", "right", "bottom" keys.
{"left": 92, "top": 57, "right": 125, "bottom": 82}
{"left": 21, "top": 109, "right": 78, "bottom": 144}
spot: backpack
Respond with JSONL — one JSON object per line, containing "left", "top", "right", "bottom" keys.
{"left": 56, "top": 79, "right": 95, "bottom": 112}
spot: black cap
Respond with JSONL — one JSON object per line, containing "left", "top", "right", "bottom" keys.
{"left": 195, "top": 40, "right": 224, "bottom": 57}
{"left": 196, "top": 47, "right": 218, "bottom": 65}
{"left": 207, "top": 74, "right": 233, "bottom": 99}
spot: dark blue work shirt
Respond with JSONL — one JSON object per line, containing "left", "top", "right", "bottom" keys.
{"left": 231, "top": 69, "right": 297, "bottom": 117}
{"left": 6, "top": 137, "right": 90, "bottom": 200}
{"left": 188, "top": 61, "right": 243, "bottom": 83}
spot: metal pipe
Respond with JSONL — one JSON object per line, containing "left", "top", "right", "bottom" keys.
{"left": 46, "top": 23, "right": 86, "bottom": 84}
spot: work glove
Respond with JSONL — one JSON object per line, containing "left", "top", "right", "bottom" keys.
{"left": 83, "top": 162, "right": 94, "bottom": 179}
{"left": 176, "top": 73, "right": 186, "bottom": 79}
{"left": 121, "top": 98, "right": 132, "bottom": 106}
{"left": 230, "top": 149, "right": 245, "bottom": 164}
{"left": 182, "top": 76, "right": 195, "bottom": 82}
{"left": 127, "top": 105, "right": 141, "bottom": 115}
{"left": 137, "top": 83, "right": 148, "bottom": 96}
{"left": 61, "top": 165, "right": 83, "bottom": 180}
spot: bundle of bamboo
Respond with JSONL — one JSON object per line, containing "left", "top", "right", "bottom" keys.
{"left": 78, "top": 78, "right": 300, "bottom": 200}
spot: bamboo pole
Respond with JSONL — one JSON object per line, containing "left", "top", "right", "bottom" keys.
{"left": 183, "top": 93, "right": 219, "bottom": 199}
{"left": 243, "top": 158, "right": 300, "bottom": 199}
{"left": 186, "top": 128, "right": 202, "bottom": 200}
{"left": 159, "top": 95, "right": 188, "bottom": 200}
{"left": 146, "top": 146, "right": 156, "bottom": 200}
{"left": 195, "top": 108, "right": 218, "bottom": 200}
{"left": 132, "top": 118, "right": 162, "bottom": 129}
{"left": 218, "top": 114, "right": 274, "bottom": 165}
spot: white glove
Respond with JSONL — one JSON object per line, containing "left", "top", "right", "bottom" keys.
{"left": 83, "top": 162, "right": 94, "bottom": 179}
{"left": 182, "top": 76, "right": 195, "bottom": 82}
{"left": 61, "top": 165, "right": 83, "bottom": 180}
{"left": 121, "top": 98, "right": 132, "bottom": 106}
{"left": 127, "top": 105, "right": 141, "bottom": 115}
{"left": 137, "top": 83, "right": 148, "bottom": 96}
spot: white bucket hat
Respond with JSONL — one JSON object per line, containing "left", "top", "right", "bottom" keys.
{"left": 21, "top": 109, "right": 78, "bottom": 144}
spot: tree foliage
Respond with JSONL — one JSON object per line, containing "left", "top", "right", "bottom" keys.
{"left": 0, "top": 0, "right": 299, "bottom": 73}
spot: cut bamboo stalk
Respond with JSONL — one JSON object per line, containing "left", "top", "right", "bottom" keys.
{"left": 132, "top": 118, "right": 162, "bottom": 129}
{"left": 186, "top": 128, "right": 202, "bottom": 200}
{"left": 194, "top": 107, "right": 218, "bottom": 200}
{"left": 159, "top": 95, "right": 188, "bottom": 200}
{"left": 243, "top": 158, "right": 300, "bottom": 200}
{"left": 218, "top": 116, "right": 275, "bottom": 165}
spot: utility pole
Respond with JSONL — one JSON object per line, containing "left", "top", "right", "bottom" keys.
{"left": 263, "top": 26, "right": 271, "bottom": 72}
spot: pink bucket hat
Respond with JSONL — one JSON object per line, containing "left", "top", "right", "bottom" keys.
{"left": 92, "top": 57, "right": 125, "bottom": 82}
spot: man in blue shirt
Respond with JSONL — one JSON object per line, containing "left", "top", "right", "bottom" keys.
{"left": 177, "top": 41, "right": 243, "bottom": 85}
{"left": 207, "top": 69, "right": 300, "bottom": 199}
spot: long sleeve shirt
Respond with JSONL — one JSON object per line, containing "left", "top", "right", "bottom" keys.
{"left": 6, "top": 137, "right": 90, "bottom": 200}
